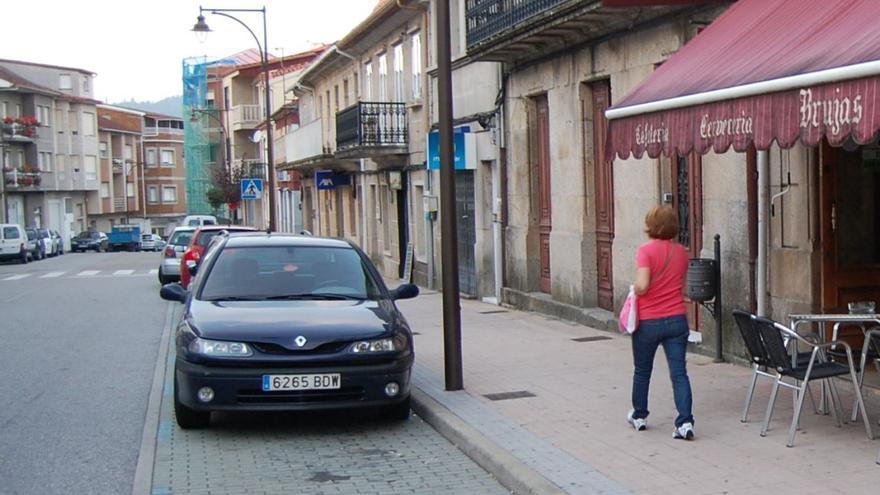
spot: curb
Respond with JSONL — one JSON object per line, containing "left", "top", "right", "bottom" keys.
{"left": 411, "top": 387, "right": 566, "bottom": 495}
{"left": 131, "top": 302, "right": 175, "bottom": 495}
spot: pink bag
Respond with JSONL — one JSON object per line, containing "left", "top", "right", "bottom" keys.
{"left": 618, "top": 285, "right": 638, "bottom": 334}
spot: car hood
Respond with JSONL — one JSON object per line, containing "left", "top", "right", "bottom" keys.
{"left": 187, "top": 299, "right": 399, "bottom": 350}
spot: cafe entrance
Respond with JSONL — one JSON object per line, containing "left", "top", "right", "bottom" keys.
{"left": 820, "top": 140, "right": 880, "bottom": 314}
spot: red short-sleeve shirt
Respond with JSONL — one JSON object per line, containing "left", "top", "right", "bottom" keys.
{"left": 635, "top": 239, "right": 689, "bottom": 321}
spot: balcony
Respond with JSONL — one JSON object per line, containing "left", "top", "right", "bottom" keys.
{"left": 335, "top": 102, "right": 407, "bottom": 160}
{"left": 144, "top": 126, "right": 184, "bottom": 137}
{"left": 1, "top": 120, "right": 38, "bottom": 142}
{"left": 231, "top": 104, "right": 262, "bottom": 131}
{"left": 465, "top": 0, "right": 697, "bottom": 64}
{"left": 284, "top": 119, "right": 332, "bottom": 170}
{"left": 112, "top": 158, "right": 124, "bottom": 174}
{"left": 113, "top": 197, "right": 127, "bottom": 210}
{"left": 4, "top": 167, "right": 43, "bottom": 189}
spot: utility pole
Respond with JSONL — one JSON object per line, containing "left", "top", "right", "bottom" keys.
{"left": 437, "top": 0, "right": 463, "bottom": 391}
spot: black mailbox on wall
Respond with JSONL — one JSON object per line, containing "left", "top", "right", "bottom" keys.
{"left": 687, "top": 258, "right": 717, "bottom": 302}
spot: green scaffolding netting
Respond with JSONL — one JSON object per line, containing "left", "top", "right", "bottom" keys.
{"left": 183, "top": 56, "right": 212, "bottom": 215}
{"left": 182, "top": 55, "right": 235, "bottom": 217}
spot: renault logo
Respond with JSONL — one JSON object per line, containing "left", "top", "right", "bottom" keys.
{"left": 294, "top": 336, "right": 307, "bottom": 347}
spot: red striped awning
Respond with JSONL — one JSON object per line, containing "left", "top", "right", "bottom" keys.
{"left": 606, "top": 0, "right": 880, "bottom": 159}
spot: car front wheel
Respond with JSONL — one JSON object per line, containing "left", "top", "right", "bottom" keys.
{"left": 174, "top": 378, "right": 210, "bottom": 429}
{"left": 384, "top": 395, "right": 411, "bottom": 420}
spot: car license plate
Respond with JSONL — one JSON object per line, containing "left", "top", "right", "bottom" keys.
{"left": 262, "top": 374, "right": 341, "bottom": 391}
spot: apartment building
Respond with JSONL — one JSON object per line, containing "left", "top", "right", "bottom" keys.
{"left": 142, "top": 112, "right": 186, "bottom": 236}
{"left": 282, "top": 0, "right": 429, "bottom": 279}
{"left": 0, "top": 58, "right": 100, "bottom": 249}
{"left": 91, "top": 105, "right": 145, "bottom": 233}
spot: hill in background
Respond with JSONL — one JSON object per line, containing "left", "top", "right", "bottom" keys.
{"left": 112, "top": 95, "right": 183, "bottom": 118}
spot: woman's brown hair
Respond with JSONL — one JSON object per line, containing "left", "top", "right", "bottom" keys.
{"left": 644, "top": 205, "right": 679, "bottom": 240}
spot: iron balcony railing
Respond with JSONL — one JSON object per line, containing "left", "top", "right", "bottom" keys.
{"left": 336, "top": 102, "right": 407, "bottom": 151}
{"left": 466, "top": 0, "right": 567, "bottom": 49}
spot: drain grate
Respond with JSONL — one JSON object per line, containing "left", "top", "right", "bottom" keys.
{"left": 483, "top": 390, "right": 536, "bottom": 401}
{"left": 479, "top": 310, "right": 509, "bottom": 315}
{"left": 571, "top": 336, "right": 612, "bottom": 343}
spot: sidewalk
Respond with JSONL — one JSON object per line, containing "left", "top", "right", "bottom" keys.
{"left": 397, "top": 289, "right": 880, "bottom": 495}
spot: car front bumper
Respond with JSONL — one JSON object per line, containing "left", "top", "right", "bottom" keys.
{"left": 175, "top": 355, "right": 413, "bottom": 412}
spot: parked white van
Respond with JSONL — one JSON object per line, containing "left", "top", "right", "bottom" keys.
{"left": 0, "top": 224, "right": 28, "bottom": 263}
{"left": 181, "top": 215, "right": 217, "bottom": 227}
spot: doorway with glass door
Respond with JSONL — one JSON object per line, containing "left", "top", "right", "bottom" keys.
{"left": 821, "top": 141, "right": 880, "bottom": 331}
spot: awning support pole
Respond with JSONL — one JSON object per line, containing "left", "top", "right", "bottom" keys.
{"left": 757, "top": 150, "right": 769, "bottom": 317}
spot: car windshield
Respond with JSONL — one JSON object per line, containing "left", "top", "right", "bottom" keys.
{"left": 75, "top": 232, "right": 98, "bottom": 240}
{"left": 169, "top": 230, "right": 193, "bottom": 246}
{"left": 200, "top": 245, "right": 381, "bottom": 301}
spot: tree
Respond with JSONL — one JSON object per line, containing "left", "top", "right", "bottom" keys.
{"left": 206, "top": 162, "right": 243, "bottom": 210}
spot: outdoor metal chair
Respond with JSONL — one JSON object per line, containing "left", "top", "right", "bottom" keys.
{"left": 754, "top": 317, "right": 873, "bottom": 447}
{"left": 733, "top": 309, "right": 815, "bottom": 423}
{"left": 851, "top": 328, "right": 880, "bottom": 423}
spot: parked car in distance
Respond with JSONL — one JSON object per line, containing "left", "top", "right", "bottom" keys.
{"left": 0, "top": 224, "right": 29, "bottom": 263}
{"left": 159, "top": 226, "right": 196, "bottom": 284}
{"left": 50, "top": 230, "right": 64, "bottom": 255}
{"left": 35, "top": 228, "right": 58, "bottom": 257}
{"left": 159, "top": 233, "right": 420, "bottom": 429}
{"left": 182, "top": 215, "right": 218, "bottom": 227}
{"left": 140, "top": 233, "right": 164, "bottom": 252}
{"left": 179, "top": 225, "right": 256, "bottom": 289}
{"left": 71, "top": 231, "right": 109, "bottom": 252}
{"left": 25, "top": 228, "right": 45, "bottom": 260}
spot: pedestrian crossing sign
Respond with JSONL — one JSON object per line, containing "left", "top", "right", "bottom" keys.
{"left": 240, "top": 178, "right": 263, "bottom": 199}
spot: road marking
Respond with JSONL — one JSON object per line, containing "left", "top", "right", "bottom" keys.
{"left": 114, "top": 270, "right": 135, "bottom": 276}
{"left": 40, "top": 271, "right": 66, "bottom": 278}
{"left": 77, "top": 270, "right": 100, "bottom": 277}
{"left": 2, "top": 274, "right": 30, "bottom": 281}
{"left": 149, "top": 269, "right": 158, "bottom": 275}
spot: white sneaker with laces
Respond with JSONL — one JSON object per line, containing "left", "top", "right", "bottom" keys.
{"left": 673, "top": 422, "right": 695, "bottom": 440}
{"left": 627, "top": 409, "right": 647, "bottom": 431}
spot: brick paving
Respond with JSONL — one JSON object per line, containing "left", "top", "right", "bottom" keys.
{"left": 398, "top": 290, "right": 880, "bottom": 495}
{"left": 150, "top": 308, "right": 510, "bottom": 495}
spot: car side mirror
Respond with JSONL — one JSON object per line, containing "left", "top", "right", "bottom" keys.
{"left": 390, "top": 283, "right": 419, "bottom": 300}
{"left": 186, "top": 260, "right": 198, "bottom": 276}
{"left": 160, "top": 282, "right": 188, "bottom": 303}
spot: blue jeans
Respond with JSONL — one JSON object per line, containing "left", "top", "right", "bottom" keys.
{"left": 631, "top": 314, "right": 694, "bottom": 427}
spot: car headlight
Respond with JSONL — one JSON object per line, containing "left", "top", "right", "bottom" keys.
{"left": 180, "top": 321, "right": 252, "bottom": 357}
{"left": 350, "top": 334, "right": 408, "bottom": 353}
{"left": 188, "top": 338, "right": 252, "bottom": 356}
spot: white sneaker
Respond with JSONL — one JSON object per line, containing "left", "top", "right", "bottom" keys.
{"left": 673, "top": 422, "right": 695, "bottom": 440}
{"left": 627, "top": 409, "right": 647, "bottom": 431}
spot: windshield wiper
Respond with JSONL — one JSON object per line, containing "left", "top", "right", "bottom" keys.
{"left": 265, "top": 293, "right": 362, "bottom": 300}
{"left": 204, "top": 295, "right": 267, "bottom": 301}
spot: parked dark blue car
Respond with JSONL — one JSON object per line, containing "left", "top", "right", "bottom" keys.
{"left": 160, "top": 232, "right": 419, "bottom": 429}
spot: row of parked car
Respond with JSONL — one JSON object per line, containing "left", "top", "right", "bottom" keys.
{"left": 0, "top": 224, "right": 66, "bottom": 263}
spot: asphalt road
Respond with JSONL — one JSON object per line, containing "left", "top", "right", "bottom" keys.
{"left": 0, "top": 251, "right": 167, "bottom": 495}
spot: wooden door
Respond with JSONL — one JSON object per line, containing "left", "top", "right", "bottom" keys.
{"left": 673, "top": 153, "right": 703, "bottom": 329}
{"left": 536, "top": 95, "right": 552, "bottom": 293}
{"left": 821, "top": 141, "right": 880, "bottom": 314}
{"left": 591, "top": 81, "right": 614, "bottom": 310}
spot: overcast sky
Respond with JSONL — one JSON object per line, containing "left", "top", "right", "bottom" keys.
{"left": 1, "top": 0, "right": 380, "bottom": 103}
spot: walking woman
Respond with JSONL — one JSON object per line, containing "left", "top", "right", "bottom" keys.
{"left": 626, "top": 205, "right": 695, "bottom": 440}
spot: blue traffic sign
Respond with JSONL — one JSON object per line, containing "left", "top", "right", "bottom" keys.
{"left": 240, "top": 178, "right": 263, "bottom": 199}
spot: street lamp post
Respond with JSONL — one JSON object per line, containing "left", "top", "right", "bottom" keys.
{"left": 192, "top": 6, "right": 277, "bottom": 231}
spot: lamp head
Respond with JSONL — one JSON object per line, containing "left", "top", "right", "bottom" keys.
{"left": 192, "top": 14, "right": 211, "bottom": 43}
